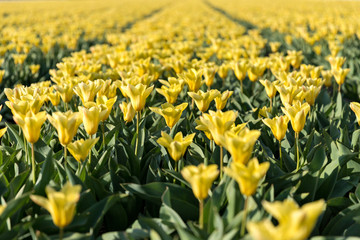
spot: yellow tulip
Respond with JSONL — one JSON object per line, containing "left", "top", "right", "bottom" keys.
{"left": 55, "top": 83, "right": 74, "bottom": 103}
{"left": 350, "top": 102, "right": 360, "bottom": 125}
{"left": 328, "top": 56, "right": 346, "bottom": 72}
{"left": 119, "top": 101, "right": 135, "bottom": 123}
{"left": 157, "top": 131, "right": 195, "bottom": 162}
{"left": 47, "top": 111, "right": 82, "bottom": 146}
{"left": 333, "top": 68, "right": 350, "bottom": 91}
{"left": 275, "top": 84, "right": 301, "bottom": 105}
{"left": 67, "top": 137, "right": 99, "bottom": 162}
{"left": 0, "top": 70, "right": 5, "bottom": 83}
{"left": 197, "top": 110, "right": 237, "bottom": 146}
{"left": 0, "top": 204, "right": 5, "bottom": 215}
{"left": 188, "top": 90, "right": 220, "bottom": 112}
{"left": 218, "top": 64, "right": 230, "bottom": 79}
{"left": 223, "top": 128, "right": 261, "bottom": 165}
{"left": 120, "top": 83, "right": 154, "bottom": 112}
{"left": 247, "top": 63, "right": 266, "bottom": 82}
{"left": 224, "top": 158, "right": 269, "bottom": 196}
{"left": 302, "top": 85, "right": 322, "bottom": 106}
{"left": 6, "top": 100, "right": 29, "bottom": 118}
{"left": 20, "top": 94, "right": 45, "bottom": 114}
{"left": 259, "top": 79, "right": 277, "bottom": 99}
{"left": 30, "top": 182, "right": 81, "bottom": 229}
{"left": 79, "top": 105, "right": 107, "bottom": 136}
{"left": 181, "top": 164, "right": 219, "bottom": 200}
{"left": 231, "top": 60, "right": 248, "bottom": 91}
{"left": 0, "top": 106, "right": 7, "bottom": 138}
{"left": 179, "top": 68, "right": 203, "bottom": 93}
{"left": 74, "top": 81, "right": 102, "bottom": 104}
{"left": 247, "top": 199, "right": 325, "bottom": 240}
{"left": 262, "top": 116, "right": 289, "bottom": 141}
{"left": 47, "top": 91, "right": 61, "bottom": 106}
{"left": 149, "top": 103, "right": 188, "bottom": 129}
{"left": 195, "top": 119, "right": 213, "bottom": 141}
{"left": 281, "top": 101, "right": 310, "bottom": 133}
{"left": 96, "top": 95, "right": 117, "bottom": 121}
{"left": 13, "top": 111, "right": 47, "bottom": 144}
{"left": 287, "top": 50, "right": 303, "bottom": 69}
{"left": 214, "top": 90, "right": 233, "bottom": 110}
{"left": 321, "top": 70, "right": 332, "bottom": 87}
{"left": 203, "top": 66, "right": 217, "bottom": 88}
{"left": 155, "top": 83, "right": 182, "bottom": 104}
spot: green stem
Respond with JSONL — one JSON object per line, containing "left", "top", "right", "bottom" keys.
{"left": 295, "top": 132, "right": 300, "bottom": 171}
{"left": 64, "top": 145, "right": 67, "bottom": 170}
{"left": 241, "top": 196, "right": 249, "bottom": 236}
{"left": 102, "top": 121, "right": 105, "bottom": 149}
{"left": 279, "top": 140, "right": 282, "bottom": 169}
{"left": 59, "top": 227, "right": 64, "bottom": 240}
{"left": 199, "top": 199, "right": 204, "bottom": 229}
{"left": 270, "top": 97, "right": 273, "bottom": 112}
{"left": 240, "top": 80, "right": 243, "bottom": 93}
{"left": 88, "top": 134, "right": 93, "bottom": 166}
{"left": 24, "top": 135, "right": 28, "bottom": 164}
{"left": 135, "top": 111, "right": 140, "bottom": 156}
{"left": 220, "top": 146, "right": 223, "bottom": 180}
{"left": 31, "top": 143, "right": 35, "bottom": 184}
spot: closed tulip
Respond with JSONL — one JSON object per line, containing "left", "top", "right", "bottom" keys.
{"left": 96, "top": 95, "right": 117, "bottom": 121}
{"left": 79, "top": 105, "right": 107, "bottom": 136}
{"left": 47, "top": 111, "right": 82, "bottom": 146}
{"left": 156, "top": 83, "right": 182, "bottom": 104}
{"left": 119, "top": 101, "right": 135, "bottom": 123}
{"left": 13, "top": 111, "right": 47, "bottom": 144}
{"left": 179, "top": 68, "right": 203, "bottom": 93}
{"left": 262, "top": 116, "right": 289, "bottom": 142}
{"left": 30, "top": 182, "right": 81, "bottom": 230}
{"left": 350, "top": 102, "right": 360, "bottom": 125}
{"left": 223, "top": 128, "right": 261, "bottom": 165}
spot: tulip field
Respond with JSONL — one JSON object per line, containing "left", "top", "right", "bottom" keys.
{"left": 2, "top": 0, "right": 360, "bottom": 239}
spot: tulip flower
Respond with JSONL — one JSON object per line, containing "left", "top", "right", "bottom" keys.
{"left": 119, "top": 101, "right": 135, "bottom": 123}
{"left": 120, "top": 83, "right": 153, "bottom": 155}
{"left": 321, "top": 70, "right": 332, "bottom": 87}
{"left": 303, "top": 85, "right": 322, "bottom": 106}
{"left": 328, "top": 56, "right": 346, "bottom": 72}
{"left": 179, "top": 68, "right": 203, "bottom": 93}
{"left": 155, "top": 83, "right": 182, "bottom": 104}
{"left": 275, "top": 84, "right": 301, "bottom": 105}
{"left": 13, "top": 111, "right": 47, "bottom": 183}
{"left": 0, "top": 114, "right": 7, "bottom": 139}
{"left": 47, "top": 91, "right": 61, "bottom": 106}
{"left": 67, "top": 137, "right": 99, "bottom": 162}
{"left": 0, "top": 204, "right": 5, "bottom": 215}
{"left": 260, "top": 79, "right": 277, "bottom": 109}
{"left": 350, "top": 102, "right": 360, "bottom": 125}
{"left": 333, "top": 68, "right": 350, "bottom": 92}
{"left": 223, "top": 128, "right": 261, "bottom": 165}
{"left": 0, "top": 70, "right": 4, "bottom": 84}
{"left": 30, "top": 182, "right": 81, "bottom": 239}
{"left": 247, "top": 63, "right": 266, "bottom": 82}
{"left": 197, "top": 110, "right": 237, "bottom": 178}
{"left": 79, "top": 104, "right": 107, "bottom": 136}
{"left": 214, "top": 90, "right": 233, "bottom": 110}
{"left": 74, "top": 81, "right": 102, "bottom": 104}
{"left": 232, "top": 60, "right": 248, "bottom": 92}
{"left": 225, "top": 158, "right": 270, "bottom": 236}
{"left": 263, "top": 116, "right": 289, "bottom": 168}
{"left": 195, "top": 119, "right": 213, "bottom": 141}
{"left": 218, "top": 64, "right": 230, "bottom": 80}
{"left": 282, "top": 101, "right": 310, "bottom": 171}
{"left": 149, "top": 103, "right": 188, "bottom": 129}
{"left": 47, "top": 111, "right": 83, "bottom": 146}
{"left": 54, "top": 83, "right": 74, "bottom": 104}
{"left": 48, "top": 111, "right": 83, "bottom": 169}
{"left": 203, "top": 66, "right": 217, "bottom": 89}
{"left": 181, "top": 164, "right": 219, "bottom": 229}
{"left": 247, "top": 198, "right": 325, "bottom": 240}
{"left": 188, "top": 90, "right": 220, "bottom": 112}
{"left": 157, "top": 131, "right": 195, "bottom": 163}
{"left": 20, "top": 94, "right": 45, "bottom": 114}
